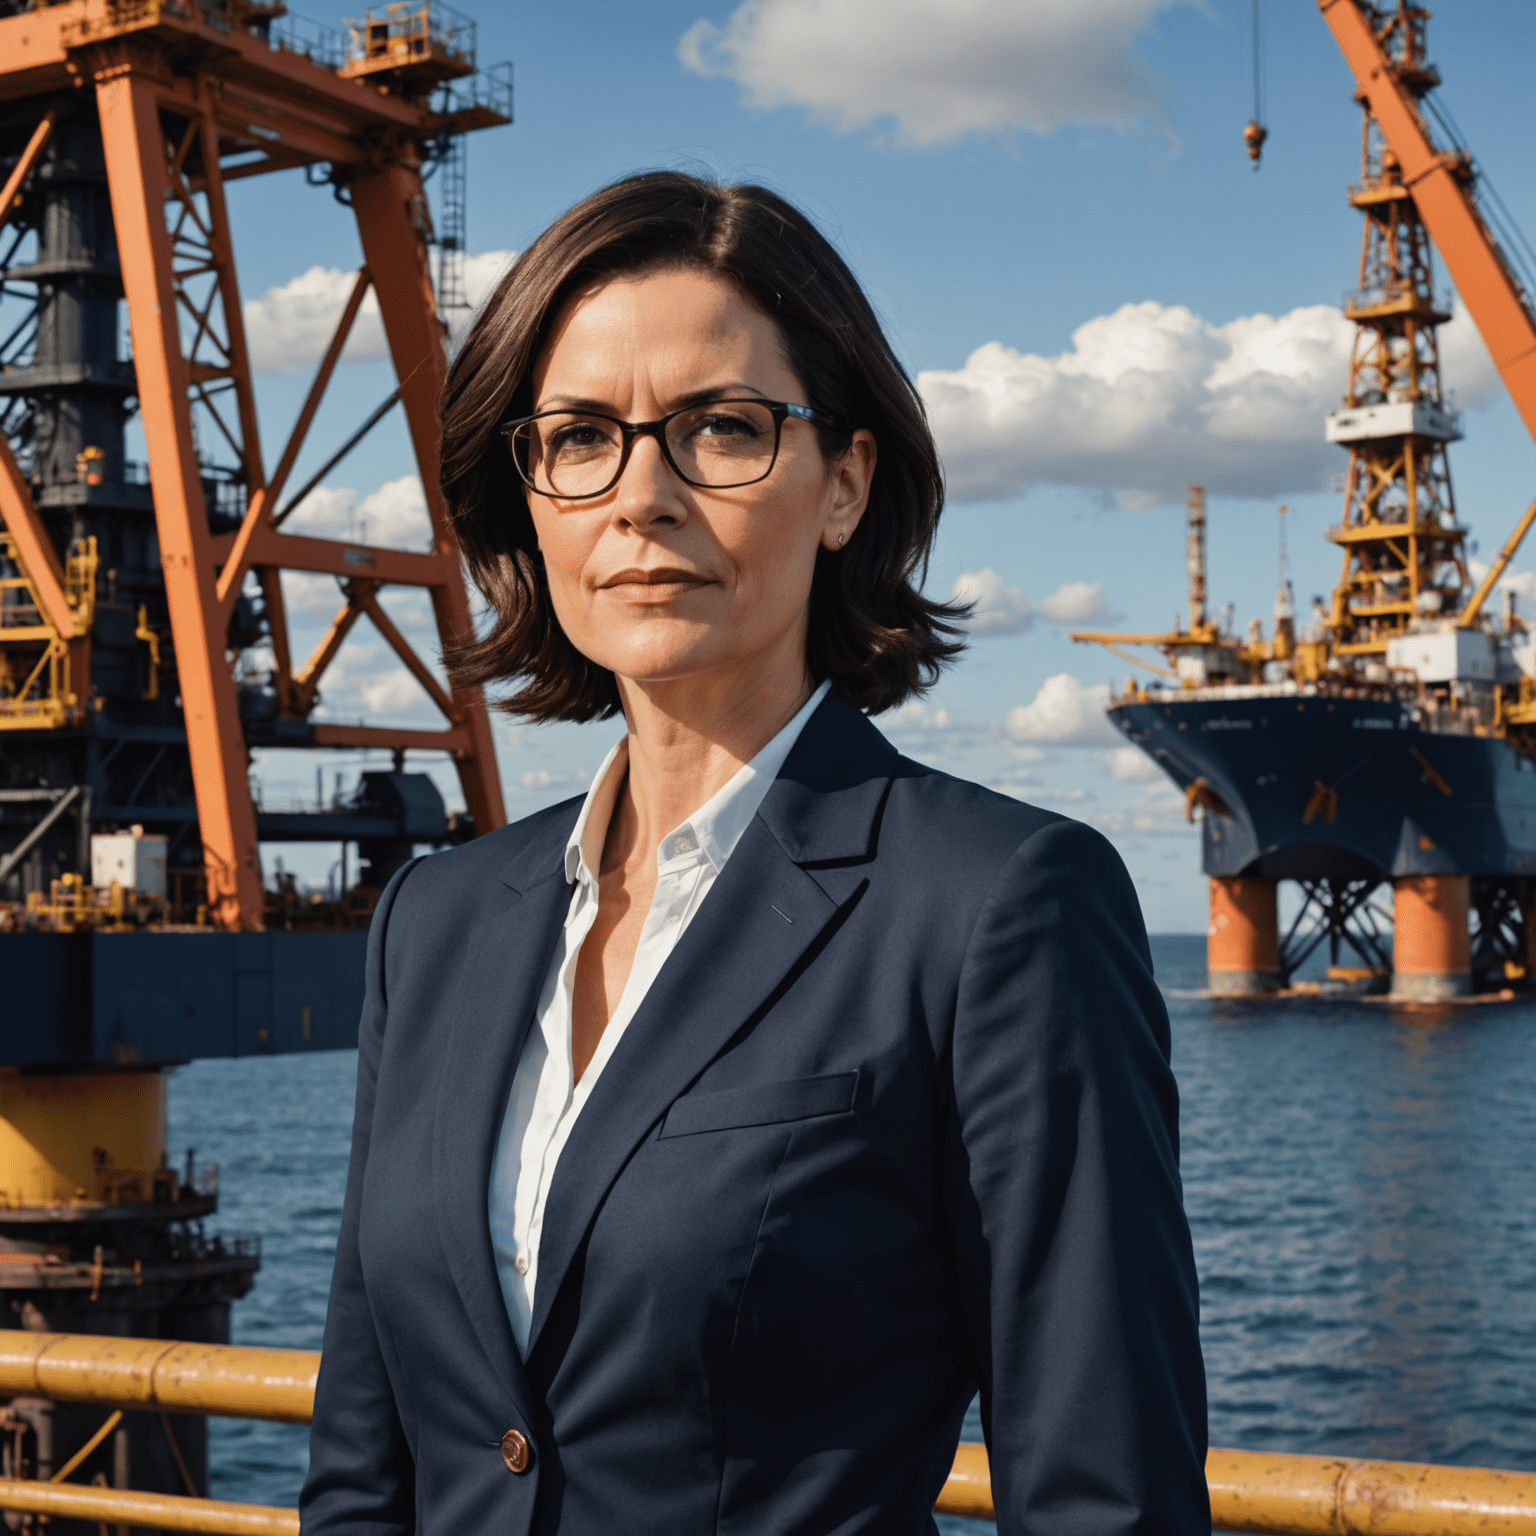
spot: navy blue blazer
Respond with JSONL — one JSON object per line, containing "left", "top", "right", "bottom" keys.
{"left": 301, "top": 689, "right": 1209, "bottom": 1535}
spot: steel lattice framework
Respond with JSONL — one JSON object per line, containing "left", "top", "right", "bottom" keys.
{"left": 0, "top": 0, "right": 511, "bottom": 929}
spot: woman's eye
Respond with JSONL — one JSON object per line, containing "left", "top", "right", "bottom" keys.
{"left": 548, "top": 422, "right": 611, "bottom": 454}
{"left": 693, "top": 412, "right": 763, "bottom": 439}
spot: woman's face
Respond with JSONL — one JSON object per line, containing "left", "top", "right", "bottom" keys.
{"left": 523, "top": 267, "right": 875, "bottom": 701}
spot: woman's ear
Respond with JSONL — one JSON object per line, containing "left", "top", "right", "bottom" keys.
{"left": 820, "top": 429, "right": 877, "bottom": 552}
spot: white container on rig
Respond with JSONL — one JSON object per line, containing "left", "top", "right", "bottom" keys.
{"left": 1385, "top": 627, "right": 1497, "bottom": 683}
{"left": 90, "top": 827, "right": 167, "bottom": 896}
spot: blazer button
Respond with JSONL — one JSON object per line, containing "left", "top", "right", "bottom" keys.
{"left": 501, "top": 1429, "right": 533, "bottom": 1475}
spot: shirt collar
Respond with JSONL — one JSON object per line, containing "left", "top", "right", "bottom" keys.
{"left": 562, "top": 679, "right": 832, "bottom": 887}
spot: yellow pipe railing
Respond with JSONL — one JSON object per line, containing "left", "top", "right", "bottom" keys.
{"left": 0, "top": 1332, "right": 317, "bottom": 1422}
{"left": 0, "top": 1336, "right": 1532, "bottom": 1534}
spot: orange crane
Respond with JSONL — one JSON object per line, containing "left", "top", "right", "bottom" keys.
{"left": 0, "top": 0, "right": 509, "bottom": 933}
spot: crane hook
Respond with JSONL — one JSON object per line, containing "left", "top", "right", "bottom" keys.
{"left": 1244, "top": 119, "right": 1268, "bottom": 169}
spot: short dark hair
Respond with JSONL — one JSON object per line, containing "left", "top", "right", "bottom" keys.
{"left": 439, "top": 170, "right": 965, "bottom": 721}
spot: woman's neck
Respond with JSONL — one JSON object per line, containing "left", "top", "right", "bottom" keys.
{"left": 603, "top": 658, "right": 816, "bottom": 875}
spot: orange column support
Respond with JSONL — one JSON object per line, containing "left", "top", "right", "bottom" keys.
{"left": 96, "top": 71, "right": 264, "bottom": 930}
{"left": 348, "top": 163, "right": 505, "bottom": 835}
{"left": 1208, "top": 876, "right": 1280, "bottom": 995}
{"left": 1392, "top": 875, "right": 1471, "bottom": 1000}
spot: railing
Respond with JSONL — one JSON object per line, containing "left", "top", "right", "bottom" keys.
{"left": 0, "top": 1334, "right": 1531, "bottom": 1534}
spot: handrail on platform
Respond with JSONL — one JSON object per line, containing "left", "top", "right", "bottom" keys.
{"left": 0, "top": 1335, "right": 1530, "bottom": 1534}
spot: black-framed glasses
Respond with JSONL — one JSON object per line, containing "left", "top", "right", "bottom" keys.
{"left": 497, "top": 398, "right": 835, "bottom": 500}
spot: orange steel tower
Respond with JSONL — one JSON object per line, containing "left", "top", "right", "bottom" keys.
{"left": 0, "top": 0, "right": 508, "bottom": 934}
{"left": 0, "top": 3, "right": 509, "bottom": 1513}
{"left": 1322, "top": 0, "right": 1470, "bottom": 663}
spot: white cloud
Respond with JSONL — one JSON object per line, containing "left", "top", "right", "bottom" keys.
{"left": 518, "top": 769, "right": 587, "bottom": 793}
{"left": 1440, "top": 298, "right": 1500, "bottom": 410}
{"left": 1099, "top": 745, "right": 1163, "bottom": 782}
{"left": 919, "top": 300, "right": 1357, "bottom": 505}
{"left": 1039, "top": 580, "right": 1121, "bottom": 624}
{"left": 1003, "top": 673, "right": 1119, "bottom": 745}
{"left": 244, "top": 252, "right": 514, "bottom": 374}
{"left": 881, "top": 698, "right": 993, "bottom": 748}
{"left": 1093, "top": 788, "right": 1190, "bottom": 836}
{"left": 678, "top": 0, "right": 1186, "bottom": 147}
{"left": 280, "top": 475, "right": 435, "bottom": 551}
{"left": 951, "top": 568, "right": 1033, "bottom": 636}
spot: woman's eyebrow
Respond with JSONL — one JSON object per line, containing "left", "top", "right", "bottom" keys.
{"left": 533, "top": 384, "right": 770, "bottom": 414}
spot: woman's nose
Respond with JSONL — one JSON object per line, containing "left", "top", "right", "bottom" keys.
{"left": 611, "top": 432, "right": 688, "bottom": 529}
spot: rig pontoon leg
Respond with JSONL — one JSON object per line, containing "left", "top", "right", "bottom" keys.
{"left": 1391, "top": 875, "right": 1472, "bottom": 1000}
{"left": 1208, "top": 876, "right": 1280, "bottom": 995}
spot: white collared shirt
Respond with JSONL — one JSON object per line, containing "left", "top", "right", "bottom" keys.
{"left": 488, "top": 680, "right": 831, "bottom": 1353}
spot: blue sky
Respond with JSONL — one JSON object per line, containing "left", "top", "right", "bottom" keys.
{"left": 224, "top": 0, "right": 1536, "bottom": 930}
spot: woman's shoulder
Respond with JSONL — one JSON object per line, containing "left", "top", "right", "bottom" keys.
{"left": 386, "top": 793, "right": 583, "bottom": 920}
{"left": 883, "top": 749, "right": 1123, "bottom": 879}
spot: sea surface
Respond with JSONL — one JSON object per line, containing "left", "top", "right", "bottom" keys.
{"left": 165, "top": 933, "right": 1536, "bottom": 1529}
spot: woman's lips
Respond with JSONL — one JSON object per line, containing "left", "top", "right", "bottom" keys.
{"left": 597, "top": 568, "right": 712, "bottom": 601}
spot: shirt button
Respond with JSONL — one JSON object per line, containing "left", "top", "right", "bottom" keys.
{"left": 501, "top": 1429, "right": 533, "bottom": 1474}
{"left": 514, "top": 1255, "right": 528, "bottom": 1275}
{"left": 673, "top": 834, "right": 695, "bottom": 853}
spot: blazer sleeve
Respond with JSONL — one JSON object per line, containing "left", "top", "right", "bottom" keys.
{"left": 943, "top": 818, "right": 1210, "bottom": 1536}
{"left": 300, "top": 859, "right": 423, "bottom": 1535}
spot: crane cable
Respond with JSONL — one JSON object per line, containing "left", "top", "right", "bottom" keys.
{"left": 1244, "top": 0, "right": 1268, "bottom": 169}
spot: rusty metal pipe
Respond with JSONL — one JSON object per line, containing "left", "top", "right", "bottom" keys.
{"left": 933, "top": 1444, "right": 1536, "bottom": 1530}
{"left": 3, "top": 1337, "right": 1535, "bottom": 1534}
{"left": 0, "top": 1334, "right": 318, "bottom": 1424}
{"left": 0, "top": 1479, "right": 297, "bottom": 1533}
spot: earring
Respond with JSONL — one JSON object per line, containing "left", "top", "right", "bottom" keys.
{"left": 837, "top": 532, "right": 846, "bottom": 546}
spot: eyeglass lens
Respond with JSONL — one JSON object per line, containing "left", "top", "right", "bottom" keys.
{"left": 511, "top": 401, "right": 780, "bottom": 496}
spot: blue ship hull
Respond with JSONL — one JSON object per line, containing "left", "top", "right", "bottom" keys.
{"left": 1111, "top": 690, "right": 1536, "bottom": 881}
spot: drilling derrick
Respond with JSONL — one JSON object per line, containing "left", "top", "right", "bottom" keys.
{"left": 1073, "top": 0, "right": 1536, "bottom": 1003}
{"left": 1324, "top": 2, "right": 1470, "bottom": 663}
{"left": 0, "top": 1, "right": 510, "bottom": 1516}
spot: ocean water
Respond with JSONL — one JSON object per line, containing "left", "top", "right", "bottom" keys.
{"left": 165, "top": 933, "right": 1536, "bottom": 1527}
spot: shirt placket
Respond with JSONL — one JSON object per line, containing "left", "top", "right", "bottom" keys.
{"left": 517, "top": 872, "right": 598, "bottom": 1281}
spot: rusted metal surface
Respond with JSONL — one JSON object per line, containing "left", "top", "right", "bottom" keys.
{"left": 0, "top": 1478, "right": 299, "bottom": 1533}
{"left": 0, "top": 1334, "right": 318, "bottom": 1424}
{"left": 1392, "top": 874, "right": 1471, "bottom": 998}
{"left": 0, "top": 1340, "right": 1533, "bottom": 1535}
{"left": 933, "top": 1443, "right": 1536, "bottom": 1531}
{"left": 1207, "top": 1446, "right": 1536, "bottom": 1535}
{"left": 1208, "top": 875, "right": 1281, "bottom": 995}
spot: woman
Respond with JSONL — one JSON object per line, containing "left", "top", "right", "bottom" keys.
{"left": 301, "top": 172, "right": 1208, "bottom": 1536}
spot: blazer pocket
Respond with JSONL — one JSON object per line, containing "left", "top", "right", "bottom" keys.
{"left": 658, "top": 1071, "right": 858, "bottom": 1140}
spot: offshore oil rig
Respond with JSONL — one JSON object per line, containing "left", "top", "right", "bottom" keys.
{"left": 1076, "top": 1, "right": 1536, "bottom": 1002}
{"left": 0, "top": 0, "right": 507, "bottom": 1514}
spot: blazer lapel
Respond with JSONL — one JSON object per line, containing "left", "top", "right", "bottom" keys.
{"left": 524, "top": 692, "right": 898, "bottom": 1359}
{"left": 433, "top": 809, "right": 577, "bottom": 1409}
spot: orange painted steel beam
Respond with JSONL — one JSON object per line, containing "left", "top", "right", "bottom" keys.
{"left": 248, "top": 529, "right": 453, "bottom": 588}
{"left": 311, "top": 723, "right": 473, "bottom": 755}
{"left": 1208, "top": 876, "right": 1281, "bottom": 995}
{"left": 98, "top": 70, "right": 264, "bottom": 932}
{"left": 0, "top": 112, "right": 77, "bottom": 642}
{"left": 351, "top": 161, "right": 505, "bottom": 831}
{"left": 1319, "top": 0, "right": 1536, "bottom": 447}
{"left": 0, "top": 436, "right": 75, "bottom": 639}
{"left": 0, "top": 110, "right": 54, "bottom": 234}
{"left": 0, "top": 2, "right": 420, "bottom": 138}
{"left": 352, "top": 583, "right": 462, "bottom": 723}
{"left": 292, "top": 596, "right": 366, "bottom": 716}
{"left": 1392, "top": 874, "right": 1471, "bottom": 1000}
{"left": 217, "top": 268, "right": 373, "bottom": 616}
